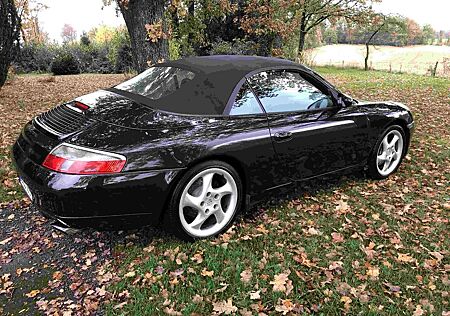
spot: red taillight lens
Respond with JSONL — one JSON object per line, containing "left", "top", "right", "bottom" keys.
{"left": 42, "top": 143, "right": 126, "bottom": 174}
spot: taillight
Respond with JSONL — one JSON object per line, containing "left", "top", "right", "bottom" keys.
{"left": 42, "top": 143, "right": 126, "bottom": 174}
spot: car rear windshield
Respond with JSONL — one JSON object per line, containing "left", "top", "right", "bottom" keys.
{"left": 115, "top": 66, "right": 195, "bottom": 100}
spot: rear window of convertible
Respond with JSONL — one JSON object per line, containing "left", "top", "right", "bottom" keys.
{"left": 115, "top": 66, "right": 195, "bottom": 100}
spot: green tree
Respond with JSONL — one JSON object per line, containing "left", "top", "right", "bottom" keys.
{"left": 323, "top": 26, "right": 338, "bottom": 44}
{"left": 357, "top": 13, "right": 406, "bottom": 70}
{"left": 80, "top": 32, "right": 91, "bottom": 46}
{"left": 166, "top": 0, "right": 233, "bottom": 56}
{"left": 421, "top": 24, "right": 435, "bottom": 45}
{"left": 294, "top": 0, "right": 378, "bottom": 54}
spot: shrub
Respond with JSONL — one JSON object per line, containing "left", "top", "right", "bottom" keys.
{"left": 115, "top": 43, "right": 133, "bottom": 73}
{"left": 51, "top": 52, "right": 80, "bottom": 75}
{"left": 13, "top": 43, "right": 56, "bottom": 73}
{"left": 91, "top": 45, "right": 115, "bottom": 74}
{"left": 70, "top": 44, "right": 114, "bottom": 73}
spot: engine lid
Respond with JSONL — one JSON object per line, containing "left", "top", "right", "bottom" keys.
{"left": 75, "top": 90, "right": 195, "bottom": 130}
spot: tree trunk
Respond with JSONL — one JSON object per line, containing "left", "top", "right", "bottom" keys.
{"left": 364, "top": 27, "right": 382, "bottom": 71}
{"left": 297, "top": 9, "right": 307, "bottom": 54}
{"left": 118, "top": 0, "right": 168, "bottom": 73}
{"left": 0, "top": 0, "right": 21, "bottom": 88}
{"left": 298, "top": 30, "right": 307, "bottom": 54}
{"left": 364, "top": 42, "right": 369, "bottom": 71}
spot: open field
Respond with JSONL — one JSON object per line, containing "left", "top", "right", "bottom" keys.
{"left": 0, "top": 69, "right": 449, "bottom": 315}
{"left": 308, "top": 45, "right": 450, "bottom": 77}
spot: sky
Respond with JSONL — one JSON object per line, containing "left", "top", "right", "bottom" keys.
{"left": 37, "top": 0, "right": 449, "bottom": 42}
{"left": 373, "top": 0, "right": 450, "bottom": 31}
{"left": 38, "top": 0, "right": 124, "bottom": 42}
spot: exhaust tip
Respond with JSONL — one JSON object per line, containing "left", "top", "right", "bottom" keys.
{"left": 51, "top": 220, "right": 81, "bottom": 235}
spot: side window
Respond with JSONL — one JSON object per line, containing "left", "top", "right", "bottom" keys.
{"left": 249, "top": 70, "right": 333, "bottom": 113}
{"left": 229, "top": 82, "right": 264, "bottom": 116}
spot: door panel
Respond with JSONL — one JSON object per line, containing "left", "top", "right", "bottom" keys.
{"left": 248, "top": 69, "right": 369, "bottom": 181}
{"left": 267, "top": 112, "right": 367, "bottom": 180}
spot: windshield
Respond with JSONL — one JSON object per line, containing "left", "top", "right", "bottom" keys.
{"left": 115, "top": 66, "right": 195, "bottom": 100}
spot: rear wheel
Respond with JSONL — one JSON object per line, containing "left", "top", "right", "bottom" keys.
{"left": 164, "top": 160, "right": 243, "bottom": 241}
{"left": 368, "top": 125, "right": 406, "bottom": 179}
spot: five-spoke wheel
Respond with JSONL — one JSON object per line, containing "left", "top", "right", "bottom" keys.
{"left": 165, "top": 161, "right": 242, "bottom": 241}
{"left": 376, "top": 129, "right": 404, "bottom": 176}
{"left": 368, "top": 125, "right": 406, "bottom": 179}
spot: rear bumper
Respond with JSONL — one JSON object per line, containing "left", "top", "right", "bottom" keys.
{"left": 13, "top": 138, "right": 183, "bottom": 230}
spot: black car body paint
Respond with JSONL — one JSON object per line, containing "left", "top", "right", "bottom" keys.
{"left": 12, "top": 55, "right": 414, "bottom": 230}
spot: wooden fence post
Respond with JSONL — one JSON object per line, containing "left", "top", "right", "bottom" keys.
{"left": 432, "top": 62, "right": 439, "bottom": 77}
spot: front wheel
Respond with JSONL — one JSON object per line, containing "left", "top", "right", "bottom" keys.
{"left": 164, "top": 161, "right": 243, "bottom": 241}
{"left": 367, "top": 125, "right": 406, "bottom": 179}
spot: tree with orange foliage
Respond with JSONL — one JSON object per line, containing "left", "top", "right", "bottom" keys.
{"left": 15, "top": 0, "right": 48, "bottom": 44}
{"left": 240, "top": 0, "right": 298, "bottom": 56}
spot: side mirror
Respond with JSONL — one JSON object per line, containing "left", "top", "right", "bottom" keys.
{"left": 337, "top": 93, "right": 356, "bottom": 107}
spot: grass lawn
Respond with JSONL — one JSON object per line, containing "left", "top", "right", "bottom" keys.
{"left": 0, "top": 68, "right": 448, "bottom": 315}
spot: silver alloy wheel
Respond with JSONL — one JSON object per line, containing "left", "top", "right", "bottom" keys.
{"left": 376, "top": 130, "right": 404, "bottom": 176}
{"left": 179, "top": 167, "right": 238, "bottom": 238}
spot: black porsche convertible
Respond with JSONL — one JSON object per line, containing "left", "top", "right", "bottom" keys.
{"left": 13, "top": 55, "right": 414, "bottom": 240}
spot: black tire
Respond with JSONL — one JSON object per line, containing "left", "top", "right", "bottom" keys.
{"left": 163, "top": 160, "right": 244, "bottom": 241}
{"left": 367, "top": 124, "right": 406, "bottom": 180}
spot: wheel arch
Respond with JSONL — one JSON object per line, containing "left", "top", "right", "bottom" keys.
{"left": 158, "top": 154, "right": 249, "bottom": 224}
{"left": 184, "top": 154, "right": 248, "bottom": 194}
{"left": 367, "top": 119, "right": 410, "bottom": 165}
{"left": 385, "top": 118, "right": 411, "bottom": 154}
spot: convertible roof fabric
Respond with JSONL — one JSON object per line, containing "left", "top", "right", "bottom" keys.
{"left": 129, "top": 55, "right": 306, "bottom": 116}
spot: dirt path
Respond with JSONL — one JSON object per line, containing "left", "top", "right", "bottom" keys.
{"left": 0, "top": 201, "right": 162, "bottom": 315}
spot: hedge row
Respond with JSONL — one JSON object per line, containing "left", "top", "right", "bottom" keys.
{"left": 13, "top": 42, "right": 134, "bottom": 75}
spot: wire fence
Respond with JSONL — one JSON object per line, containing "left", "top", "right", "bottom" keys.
{"left": 308, "top": 57, "right": 450, "bottom": 78}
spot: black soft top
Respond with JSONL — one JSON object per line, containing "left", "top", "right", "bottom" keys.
{"left": 134, "top": 55, "right": 307, "bottom": 116}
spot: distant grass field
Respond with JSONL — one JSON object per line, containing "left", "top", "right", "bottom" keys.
{"left": 308, "top": 44, "right": 450, "bottom": 77}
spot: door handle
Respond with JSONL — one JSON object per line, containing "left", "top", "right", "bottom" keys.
{"left": 274, "top": 131, "right": 292, "bottom": 140}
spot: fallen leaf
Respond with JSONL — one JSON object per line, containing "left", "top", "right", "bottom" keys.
{"left": 201, "top": 268, "right": 214, "bottom": 277}
{"left": 215, "top": 283, "right": 229, "bottom": 293}
{"left": 249, "top": 290, "right": 260, "bottom": 300}
{"left": 52, "top": 271, "right": 63, "bottom": 281}
{"left": 366, "top": 266, "right": 380, "bottom": 279}
{"left": 192, "top": 295, "right": 203, "bottom": 303}
{"left": 240, "top": 270, "right": 252, "bottom": 283}
{"left": 331, "top": 232, "right": 344, "bottom": 243}
{"left": 212, "top": 298, "right": 238, "bottom": 315}
{"left": 270, "top": 272, "right": 290, "bottom": 292}
{"left": 275, "top": 299, "right": 294, "bottom": 315}
{"left": 124, "top": 271, "right": 136, "bottom": 278}
{"left": 191, "top": 253, "right": 203, "bottom": 264}
{"left": 413, "top": 304, "right": 424, "bottom": 316}
{"left": 397, "top": 253, "right": 414, "bottom": 263}
{"left": 341, "top": 295, "right": 352, "bottom": 310}
{"left": 0, "top": 237, "right": 13, "bottom": 245}
{"left": 25, "top": 289, "right": 40, "bottom": 298}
